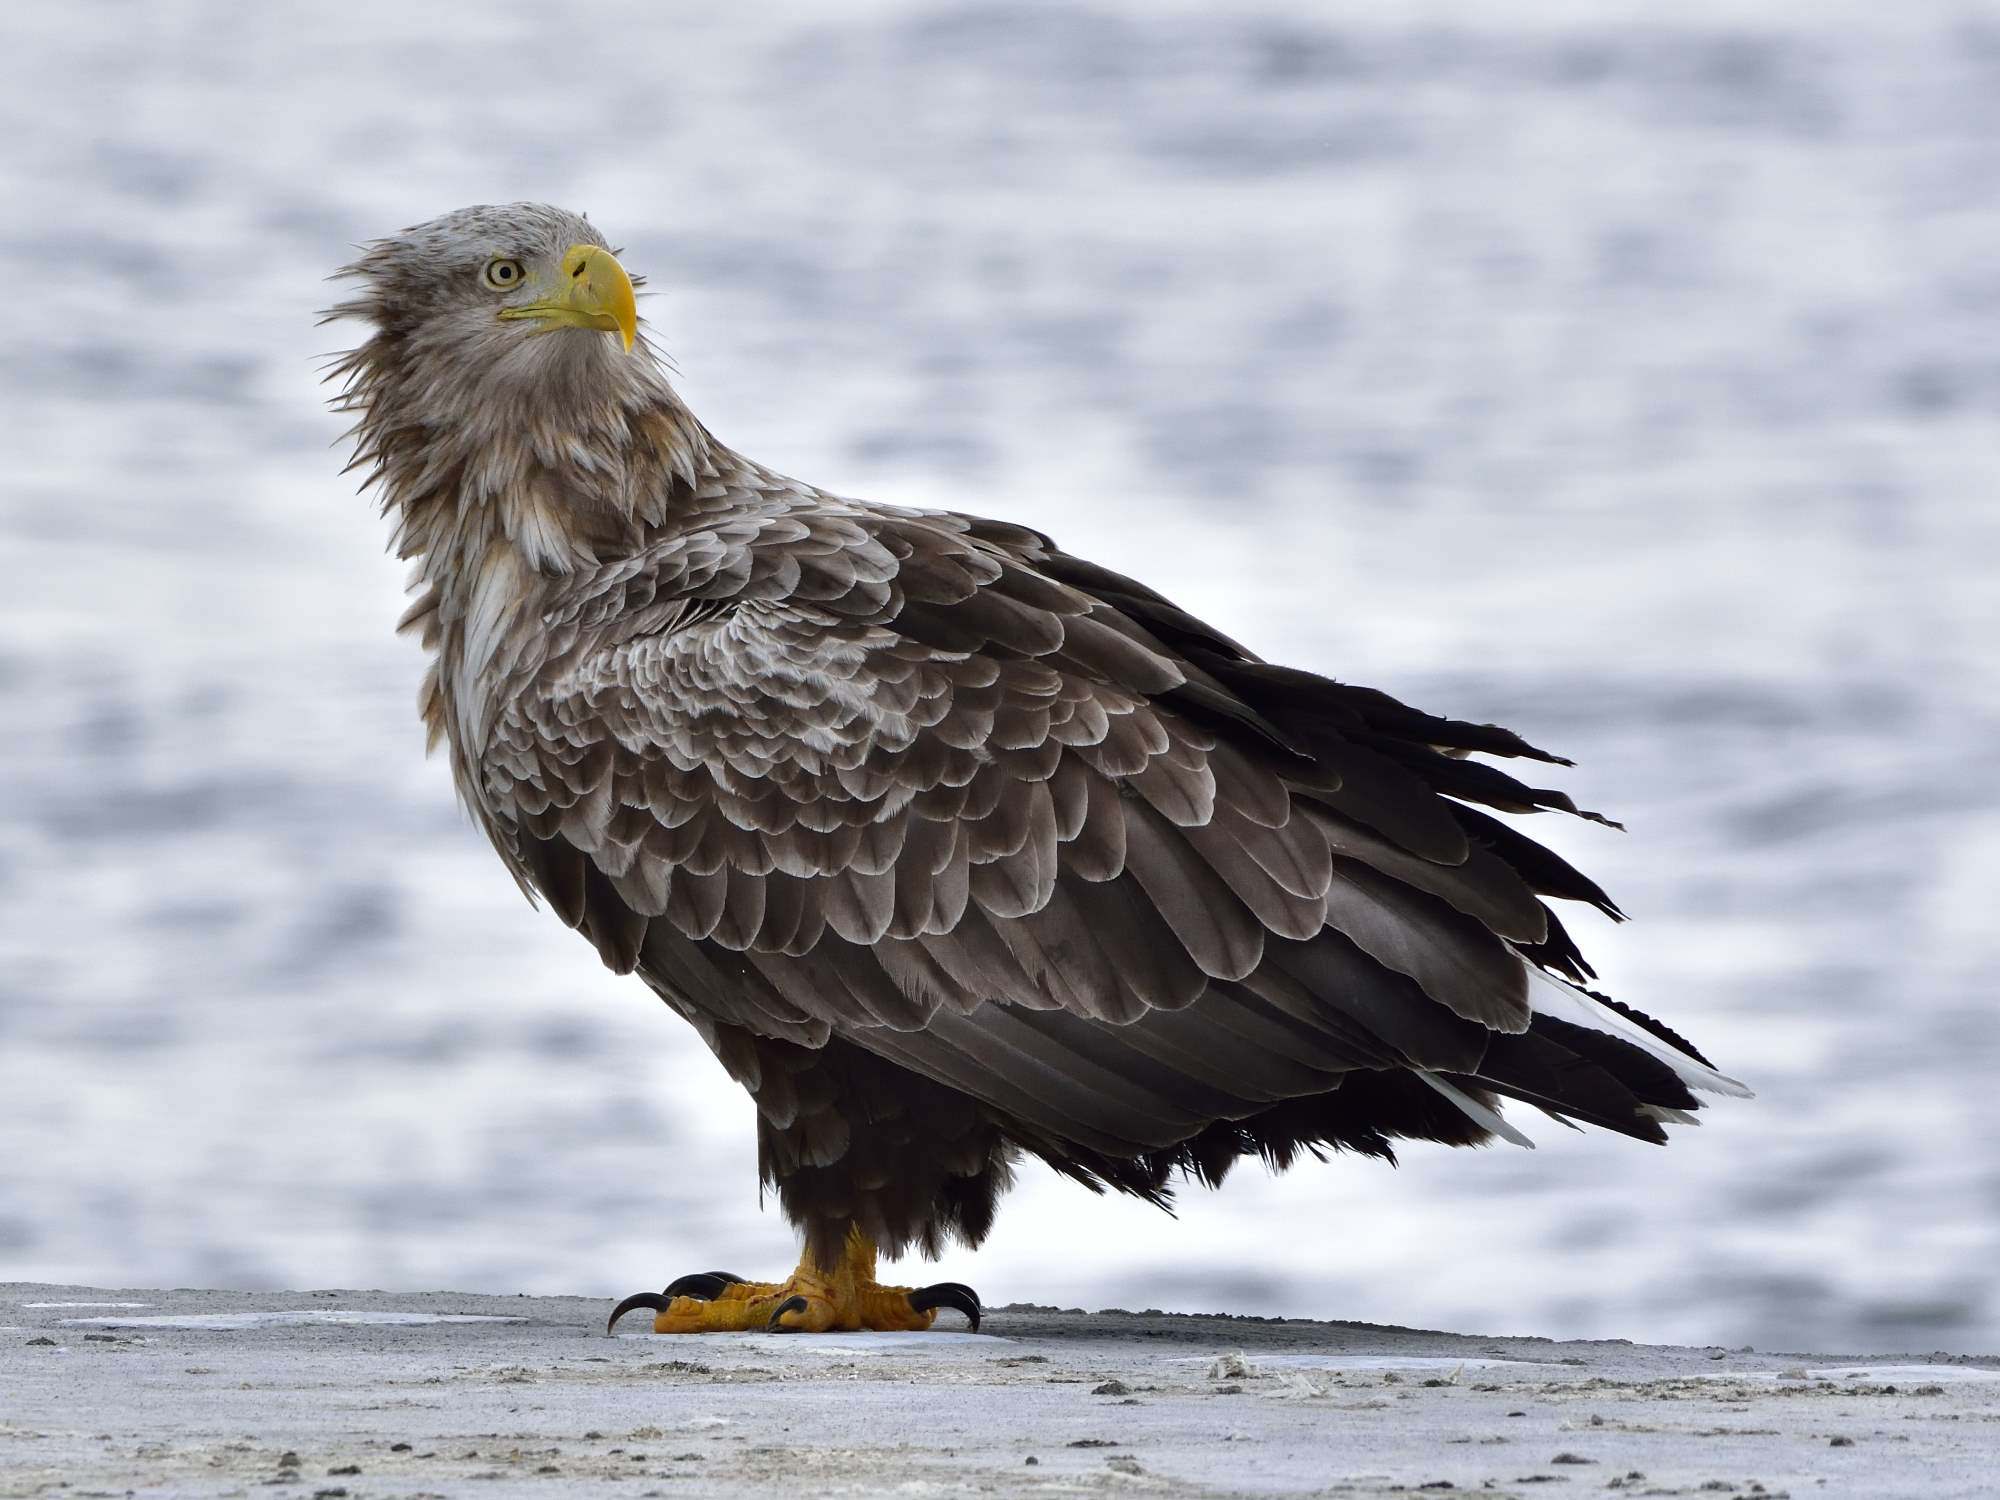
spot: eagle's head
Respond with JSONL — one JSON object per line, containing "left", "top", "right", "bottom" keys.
{"left": 327, "top": 203, "right": 705, "bottom": 577}
{"left": 329, "top": 202, "right": 646, "bottom": 405}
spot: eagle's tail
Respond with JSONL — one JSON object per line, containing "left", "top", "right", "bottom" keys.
{"left": 1429, "top": 972, "right": 1752, "bottom": 1150}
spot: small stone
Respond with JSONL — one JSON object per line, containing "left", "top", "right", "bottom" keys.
{"left": 1830, "top": 1435, "right": 1855, "bottom": 1447}
{"left": 327, "top": 1464, "right": 361, "bottom": 1476}
{"left": 25, "top": 1337, "right": 56, "bottom": 1347}
{"left": 390, "top": 1442, "right": 412, "bottom": 1452}
{"left": 1024, "top": 1455, "right": 1039, "bottom": 1466}
{"left": 313, "top": 1491, "right": 348, "bottom": 1499}
{"left": 1550, "top": 1452, "right": 1598, "bottom": 1465}
{"left": 1506, "top": 1410, "right": 1527, "bottom": 1418}
{"left": 1092, "top": 1380, "right": 1131, "bottom": 1396}
{"left": 278, "top": 1453, "right": 301, "bottom": 1468}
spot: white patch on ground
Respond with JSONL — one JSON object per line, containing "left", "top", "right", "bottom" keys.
{"left": 20, "top": 1301, "right": 152, "bottom": 1308}
{"left": 58, "top": 1309, "right": 529, "bottom": 1329}
{"left": 732, "top": 1331, "right": 1001, "bottom": 1354}
{"left": 1800, "top": 1364, "right": 2000, "bottom": 1384}
{"left": 1173, "top": 1353, "right": 1543, "bottom": 1373}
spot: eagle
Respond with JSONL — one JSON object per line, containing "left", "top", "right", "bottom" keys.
{"left": 327, "top": 203, "right": 1747, "bottom": 1336}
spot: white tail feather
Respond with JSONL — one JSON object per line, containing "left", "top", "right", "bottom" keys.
{"left": 1417, "top": 1071, "right": 1536, "bottom": 1150}
{"left": 1640, "top": 1105, "right": 1702, "bottom": 1127}
{"left": 1527, "top": 969, "right": 1754, "bottom": 1100}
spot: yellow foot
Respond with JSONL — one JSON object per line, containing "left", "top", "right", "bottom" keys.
{"left": 605, "top": 1230, "right": 981, "bottom": 1335}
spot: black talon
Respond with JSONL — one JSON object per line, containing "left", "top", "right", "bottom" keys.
{"left": 606, "top": 1291, "right": 672, "bottom": 1333}
{"left": 909, "top": 1281, "right": 982, "bottom": 1333}
{"left": 663, "top": 1271, "right": 743, "bottom": 1302}
{"left": 766, "top": 1294, "right": 810, "bottom": 1331}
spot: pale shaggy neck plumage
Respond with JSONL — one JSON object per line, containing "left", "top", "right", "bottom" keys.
{"left": 325, "top": 203, "right": 722, "bottom": 757}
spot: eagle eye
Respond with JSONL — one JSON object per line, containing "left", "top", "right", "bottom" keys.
{"left": 482, "top": 257, "right": 526, "bottom": 290}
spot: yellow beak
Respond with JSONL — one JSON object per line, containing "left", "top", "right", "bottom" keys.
{"left": 499, "top": 243, "right": 638, "bottom": 352}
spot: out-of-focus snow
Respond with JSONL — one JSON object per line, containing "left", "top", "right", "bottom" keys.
{"left": 0, "top": 1, "right": 1995, "bottom": 1354}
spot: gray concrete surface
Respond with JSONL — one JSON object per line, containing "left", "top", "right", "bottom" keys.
{"left": 4, "top": 1283, "right": 1997, "bottom": 1498}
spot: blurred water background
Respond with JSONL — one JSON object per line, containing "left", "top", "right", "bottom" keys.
{"left": 2, "top": 0, "right": 1997, "bottom": 1356}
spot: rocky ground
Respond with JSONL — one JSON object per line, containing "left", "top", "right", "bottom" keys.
{"left": 4, "top": 1284, "right": 1996, "bottom": 1498}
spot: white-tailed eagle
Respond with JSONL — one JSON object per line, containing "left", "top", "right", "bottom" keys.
{"left": 326, "top": 203, "right": 1747, "bottom": 1334}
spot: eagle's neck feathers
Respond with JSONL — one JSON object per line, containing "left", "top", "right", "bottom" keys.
{"left": 333, "top": 325, "right": 720, "bottom": 768}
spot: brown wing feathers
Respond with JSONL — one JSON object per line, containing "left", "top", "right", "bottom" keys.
{"left": 489, "top": 495, "right": 1709, "bottom": 1222}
